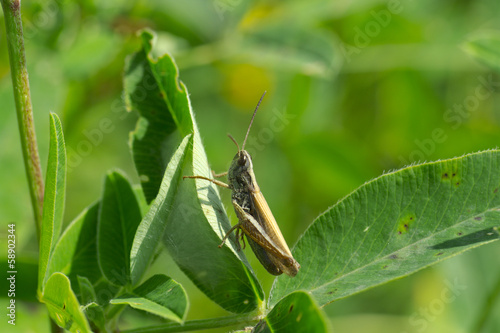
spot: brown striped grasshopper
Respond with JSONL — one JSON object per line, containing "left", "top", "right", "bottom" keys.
{"left": 184, "top": 92, "right": 300, "bottom": 277}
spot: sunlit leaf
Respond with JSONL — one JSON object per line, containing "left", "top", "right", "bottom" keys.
{"left": 38, "top": 113, "right": 66, "bottom": 293}
{"left": 270, "top": 150, "right": 500, "bottom": 307}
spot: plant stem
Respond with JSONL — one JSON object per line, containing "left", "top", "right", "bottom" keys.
{"left": 1, "top": 0, "right": 44, "bottom": 239}
{"left": 120, "top": 314, "right": 263, "bottom": 333}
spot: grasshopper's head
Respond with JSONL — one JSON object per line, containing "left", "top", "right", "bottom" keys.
{"left": 231, "top": 148, "right": 253, "bottom": 171}
{"left": 227, "top": 135, "right": 254, "bottom": 181}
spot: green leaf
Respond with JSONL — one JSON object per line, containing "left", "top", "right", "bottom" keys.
{"left": 133, "top": 185, "right": 150, "bottom": 217}
{"left": 40, "top": 272, "right": 91, "bottom": 333}
{"left": 48, "top": 202, "right": 102, "bottom": 289}
{"left": 110, "top": 274, "right": 188, "bottom": 323}
{"left": 124, "top": 30, "right": 191, "bottom": 203}
{"left": 463, "top": 30, "right": 500, "bottom": 72}
{"left": 270, "top": 150, "right": 500, "bottom": 307}
{"left": 38, "top": 113, "right": 67, "bottom": 294}
{"left": 255, "top": 291, "right": 330, "bottom": 333}
{"left": 77, "top": 276, "right": 107, "bottom": 332}
{"left": 125, "top": 29, "right": 263, "bottom": 313}
{"left": 98, "top": 170, "right": 142, "bottom": 286}
{"left": 130, "top": 134, "right": 191, "bottom": 285}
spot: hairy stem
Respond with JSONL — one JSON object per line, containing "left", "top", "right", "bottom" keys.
{"left": 1, "top": 0, "right": 44, "bottom": 238}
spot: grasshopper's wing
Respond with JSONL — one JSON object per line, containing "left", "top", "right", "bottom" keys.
{"left": 251, "top": 190, "right": 293, "bottom": 258}
{"left": 246, "top": 237, "right": 282, "bottom": 275}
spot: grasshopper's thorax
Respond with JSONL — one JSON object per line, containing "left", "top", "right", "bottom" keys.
{"left": 228, "top": 150, "right": 259, "bottom": 211}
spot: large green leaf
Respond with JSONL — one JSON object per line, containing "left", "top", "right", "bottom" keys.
{"left": 47, "top": 202, "right": 102, "bottom": 289}
{"left": 38, "top": 113, "right": 67, "bottom": 294}
{"left": 130, "top": 134, "right": 191, "bottom": 285}
{"left": 254, "top": 291, "right": 330, "bottom": 333}
{"left": 98, "top": 170, "right": 142, "bottom": 286}
{"left": 40, "top": 272, "right": 91, "bottom": 333}
{"left": 110, "top": 274, "right": 188, "bottom": 323}
{"left": 124, "top": 29, "right": 263, "bottom": 313}
{"left": 463, "top": 30, "right": 500, "bottom": 72}
{"left": 270, "top": 150, "right": 500, "bottom": 307}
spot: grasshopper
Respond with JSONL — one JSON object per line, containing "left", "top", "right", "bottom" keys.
{"left": 184, "top": 92, "right": 300, "bottom": 277}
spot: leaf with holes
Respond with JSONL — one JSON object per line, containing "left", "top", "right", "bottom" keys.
{"left": 270, "top": 150, "right": 500, "bottom": 307}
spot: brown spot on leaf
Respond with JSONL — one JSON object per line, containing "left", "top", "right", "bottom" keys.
{"left": 474, "top": 216, "right": 482, "bottom": 221}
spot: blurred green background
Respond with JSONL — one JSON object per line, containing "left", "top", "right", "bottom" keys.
{"left": 1, "top": 0, "right": 500, "bottom": 332}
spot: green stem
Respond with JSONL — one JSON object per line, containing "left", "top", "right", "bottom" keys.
{"left": 120, "top": 314, "right": 262, "bottom": 333}
{"left": 471, "top": 270, "right": 500, "bottom": 333}
{"left": 105, "top": 303, "right": 126, "bottom": 321}
{"left": 1, "top": 0, "right": 44, "bottom": 238}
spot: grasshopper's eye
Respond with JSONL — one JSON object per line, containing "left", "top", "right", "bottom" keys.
{"left": 238, "top": 154, "right": 247, "bottom": 166}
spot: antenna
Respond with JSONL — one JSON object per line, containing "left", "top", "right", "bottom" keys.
{"left": 242, "top": 91, "right": 266, "bottom": 151}
{"left": 227, "top": 133, "right": 240, "bottom": 152}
